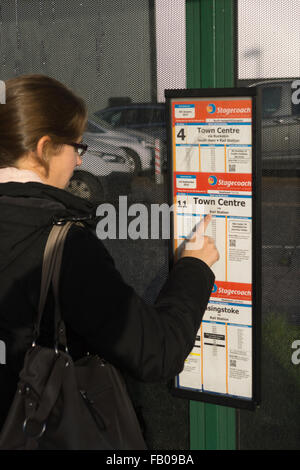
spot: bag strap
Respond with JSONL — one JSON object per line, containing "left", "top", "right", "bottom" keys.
{"left": 52, "top": 222, "right": 74, "bottom": 350}
{"left": 33, "top": 221, "right": 73, "bottom": 349}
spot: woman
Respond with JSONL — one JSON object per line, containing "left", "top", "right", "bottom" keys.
{"left": 0, "top": 74, "right": 219, "bottom": 432}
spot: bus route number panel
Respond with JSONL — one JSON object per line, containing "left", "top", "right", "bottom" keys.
{"left": 166, "top": 90, "right": 259, "bottom": 409}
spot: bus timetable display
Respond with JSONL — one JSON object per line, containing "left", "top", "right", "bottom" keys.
{"left": 165, "top": 88, "right": 261, "bottom": 410}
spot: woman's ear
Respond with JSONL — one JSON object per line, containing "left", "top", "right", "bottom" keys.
{"left": 36, "top": 135, "right": 52, "bottom": 160}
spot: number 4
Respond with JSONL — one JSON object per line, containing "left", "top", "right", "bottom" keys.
{"left": 177, "top": 128, "right": 186, "bottom": 141}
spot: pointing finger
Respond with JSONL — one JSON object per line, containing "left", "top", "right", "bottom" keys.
{"left": 197, "top": 214, "right": 212, "bottom": 235}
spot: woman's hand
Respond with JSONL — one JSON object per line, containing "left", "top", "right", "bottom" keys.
{"left": 180, "top": 214, "right": 220, "bottom": 268}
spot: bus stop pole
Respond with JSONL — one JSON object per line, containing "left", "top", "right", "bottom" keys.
{"left": 186, "top": 0, "right": 237, "bottom": 450}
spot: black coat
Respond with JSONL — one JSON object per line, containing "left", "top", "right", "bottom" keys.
{"left": 0, "top": 182, "right": 215, "bottom": 429}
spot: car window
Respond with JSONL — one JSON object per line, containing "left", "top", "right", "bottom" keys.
{"left": 110, "top": 111, "right": 122, "bottom": 125}
{"left": 262, "top": 86, "right": 282, "bottom": 117}
{"left": 91, "top": 116, "right": 115, "bottom": 131}
{"left": 123, "top": 108, "right": 140, "bottom": 125}
{"left": 291, "top": 101, "right": 300, "bottom": 116}
{"left": 101, "top": 110, "right": 122, "bottom": 126}
{"left": 152, "top": 107, "right": 166, "bottom": 123}
{"left": 87, "top": 121, "right": 104, "bottom": 133}
{"left": 135, "top": 108, "right": 152, "bottom": 123}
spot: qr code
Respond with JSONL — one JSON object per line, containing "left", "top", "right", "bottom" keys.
{"left": 230, "top": 360, "right": 236, "bottom": 367}
{"left": 229, "top": 239, "right": 236, "bottom": 247}
{"left": 229, "top": 164, "right": 236, "bottom": 172}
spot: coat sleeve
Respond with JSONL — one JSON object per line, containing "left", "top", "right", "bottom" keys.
{"left": 60, "top": 225, "right": 215, "bottom": 382}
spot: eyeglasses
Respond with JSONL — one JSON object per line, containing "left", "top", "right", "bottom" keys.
{"left": 66, "top": 142, "right": 88, "bottom": 157}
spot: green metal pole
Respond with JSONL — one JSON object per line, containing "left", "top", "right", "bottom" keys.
{"left": 186, "top": 0, "right": 236, "bottom": 450}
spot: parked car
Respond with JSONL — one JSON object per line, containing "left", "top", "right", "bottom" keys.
{"left": 249, "top": 79, "right": 300, "bottom": 170}
{"left": 94, "top": 103, "right": 166, "bottom": 142}
{"left": 85, "top": 118, "right": 156, "bottom": 175}
{"left": 67, "top": 135, "right": 131, "bottom": 202}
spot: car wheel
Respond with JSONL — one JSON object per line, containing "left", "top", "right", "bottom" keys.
{"left": 123, "top": 148, "right": 142, "bottom": 175}
{"left": 67, "top": 171, "right": 105, "bottom": 202}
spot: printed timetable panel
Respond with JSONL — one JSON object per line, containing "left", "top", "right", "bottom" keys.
{"left": 165, "top": 88, "right": 261, "bottom": 410}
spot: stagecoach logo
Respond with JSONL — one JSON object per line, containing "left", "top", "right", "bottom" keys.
{"left": 208, "top": 175, "right": 218, "bottom": 186}
{"left": 0, "top": 80, "right": 5, "bottom": 104}
{"left": 207, "top": 103, "right": 216, "bottom": 114}
{"left": 212, "top": 284, "right": 218, "bottom": 294}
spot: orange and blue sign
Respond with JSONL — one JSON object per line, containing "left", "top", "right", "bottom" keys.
{"left": 208, "top": 175, "right": 218, "bottom": 186}
{"left": 207, "top": 103, "right": 216, "bottom": 114}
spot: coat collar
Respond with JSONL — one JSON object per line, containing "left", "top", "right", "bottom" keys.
{"left": 0, "top": 180, "right": 99, "bottom": 226}
{"left": 0, "top": 167, "right": 44, "bottom": 184}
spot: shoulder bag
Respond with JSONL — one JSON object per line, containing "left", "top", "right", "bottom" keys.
{"left": 0, "top": 221, "right": 147, "bottom": 450}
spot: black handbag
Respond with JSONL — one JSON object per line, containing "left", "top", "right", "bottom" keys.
{"left": 0, "top": 221, "right": 147, "bottom": 450}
